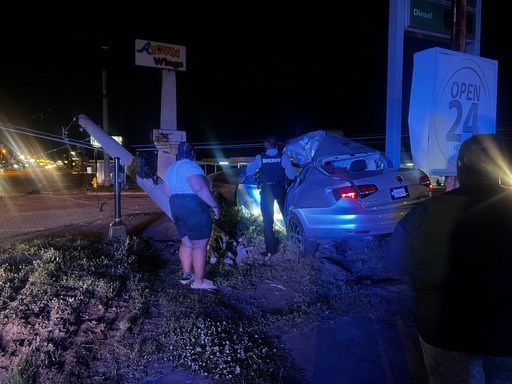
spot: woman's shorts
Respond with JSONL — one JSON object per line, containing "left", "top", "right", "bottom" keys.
{"left": 169, "top": 194, "right": 213, "bottom": 240}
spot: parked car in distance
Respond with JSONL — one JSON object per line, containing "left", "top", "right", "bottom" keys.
{"left": 208, "top": 167, "right": 242, "bottom": 206}
{"left": 209, "top": 130, "right": 432, "bottom": 257}
{"left": 208, "top": 166, "right": 285, "bottom": 225}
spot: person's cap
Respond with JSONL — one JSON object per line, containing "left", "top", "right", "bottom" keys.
{"left": 177, "top": 141, "right": 195, "bottom": 160}
{"left": 457, "top": 134, "right": 508, "bottom": 184}
{"left": 264, "top": 135, "right": 278, "bottom": 147}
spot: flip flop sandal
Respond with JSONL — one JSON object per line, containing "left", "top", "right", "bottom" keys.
{"left": 179, "top": 272, "right": 194, "bottom": 285}
{"left": 191, "top": 278, "right": 217, "bottom": 291}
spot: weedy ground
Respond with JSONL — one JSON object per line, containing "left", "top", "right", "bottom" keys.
{"left": 0, "top": 206, "right": 408, "bottom": 384}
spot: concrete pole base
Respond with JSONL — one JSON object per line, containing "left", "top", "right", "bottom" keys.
{"left": 109, "top": 220, "right": 127, "bottom": 239}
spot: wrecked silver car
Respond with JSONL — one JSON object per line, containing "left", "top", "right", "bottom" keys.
{"left": 283, "top": 130, "right": 431, "bottom": 256}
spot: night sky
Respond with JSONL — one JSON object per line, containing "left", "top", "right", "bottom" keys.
{"left": 0, "top": 2, "right": 509, "bottom": 161}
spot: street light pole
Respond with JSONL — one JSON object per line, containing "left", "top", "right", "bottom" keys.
{"left": 443, "top": 0, "right": 467, "bottom": 191}
{"left": 102, "top": 66, "right": 111, "bottom": 187}
{"left": 451, "top": 0, "right": 467, "bottom": 53}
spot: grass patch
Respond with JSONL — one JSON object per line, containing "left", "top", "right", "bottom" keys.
{"left": 0, "top": 206, "right": 385, "bottom": 384}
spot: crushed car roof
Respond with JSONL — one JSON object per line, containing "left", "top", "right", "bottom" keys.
{"left": 283, "top": 130, "right": 379, "bottom": 167}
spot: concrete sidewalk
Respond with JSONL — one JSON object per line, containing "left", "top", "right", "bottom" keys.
{"left": 304, "top": 316, "right": 428, "bottom": 384}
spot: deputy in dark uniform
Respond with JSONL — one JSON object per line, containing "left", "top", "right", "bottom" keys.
{"left": 245, "top": 135, "right": 296, "bottom": 257}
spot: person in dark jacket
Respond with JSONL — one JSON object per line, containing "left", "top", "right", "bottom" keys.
{"left": 384, "top": 133, "right": 512, "bottom": 383}
{"left": 245, "top": 135, "right": 296, "bottom": 258}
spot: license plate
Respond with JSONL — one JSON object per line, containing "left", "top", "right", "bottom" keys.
{"left": 390, "top": 186, "right": 409, "bottom": 200}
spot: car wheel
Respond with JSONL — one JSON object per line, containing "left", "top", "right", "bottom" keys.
{"left": 286, "top": 212, "right": 318, "bottom": 257}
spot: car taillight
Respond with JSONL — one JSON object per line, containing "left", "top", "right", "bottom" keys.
{"left": 357, "top": 184, "right": 379, "bottom": 197}
{"left": 332, "top": 184, "right": 378, "bottom": 200}
{"left": 419, "top": 175, "right": 431, "bottom": 187}
{"left": 333, "top": 186, "right": 358, "bottom": 200}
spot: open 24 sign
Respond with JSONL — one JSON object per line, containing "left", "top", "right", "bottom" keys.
{"left": 432, "top": 57, "right": 497, "bottom": 167}
{"left": 408, "top": 48, "right": 497, "bottom": 176}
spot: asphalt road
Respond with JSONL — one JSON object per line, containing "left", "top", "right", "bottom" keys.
{"left": 0, "top": 170, "right": 169, "bottom": 244}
